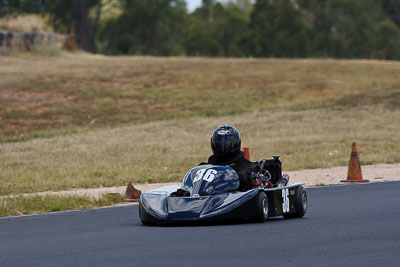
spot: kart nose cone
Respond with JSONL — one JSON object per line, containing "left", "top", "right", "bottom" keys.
{"left": 167, "top": 196, "right": 214, "bottom": 220}
{"left": 141, "top": 189, "right": 259, "bottom": 221}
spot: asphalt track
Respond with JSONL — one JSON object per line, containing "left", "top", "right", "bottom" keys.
{"left": 1, "top": 181, "right": 400, "bottom": 267}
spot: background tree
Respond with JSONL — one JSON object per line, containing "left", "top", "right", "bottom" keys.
{"left": 46, "top": 0, "right": 102, "bottom": 53}
{"left": 212, "top": 2, "right": 250, "bottom": 56}
{"left": 0, "top": 0, "right": 43, "bottom": 16}
{"left": 299, "top": 0, "right": 400, "bottom": 59}
{"left": 183, "top": 12, "right": 221, "bottom": 56}
{"left": 183, "top": 0, "right": 250, "bottom": 56}
{"left": 248, "top": 0, "right": 310, "bottom": 57}
{"left": 1, "top": 0, "right": 400, "bottom": 59}
{"left": 381, "top": 0, "right": 400, "bottom": 27}
{"left": 100, "top": 0, "right": 186, "bottom": 55}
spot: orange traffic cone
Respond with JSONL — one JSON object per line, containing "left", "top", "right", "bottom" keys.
{"left": 341, "top": 142, "right": 369, "bottom": 183}
{"left": 125, "top": 182, "right": 142, "bottom": 202}
{"left": 243, "top": 147, "right": 250, "bottom": 160}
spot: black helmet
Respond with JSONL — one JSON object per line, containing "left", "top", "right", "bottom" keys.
{"left": 211, "top": 125, "right": 241, "bottom": 157}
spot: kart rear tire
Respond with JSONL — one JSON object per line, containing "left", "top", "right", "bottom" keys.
{"left": 283, "top": 186, "right": 307, "bottom": 219}
{"left": 139, "top": 203, "right": 158, "bottom": 225}
{"left": 253, "top": 192, "right": 269, "bottom": 223}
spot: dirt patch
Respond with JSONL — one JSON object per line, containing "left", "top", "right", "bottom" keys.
{"left": 5, "top": 163, "right": 400, "bottom": 200}
{"left": 287, "top": 163, "right": 400, "bottom": 186}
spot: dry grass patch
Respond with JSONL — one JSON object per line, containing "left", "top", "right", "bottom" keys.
{"left": 1, "top": 103, "right": 399, "bottom": 195}
{"left": 1, "top": 55, "right": 400, "bottom": 141}
{"left": 1, "top": 55, "right": 399, "bottom": 195}
{"left": 0, "top": 193, "right": 125, "bottom": 217}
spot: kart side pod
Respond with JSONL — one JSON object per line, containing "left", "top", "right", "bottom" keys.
{"left": 263, "top": 184, "right": 307, "bottom": 218}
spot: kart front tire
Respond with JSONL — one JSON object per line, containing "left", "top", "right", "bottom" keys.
{"left": 283, "top": 186, "right": 307, "bottom": 219}
{"left": 139, "top": 203, "right": 158, "bottom": 225}
{"left": 253, "top": 192, "right": 269, "bottom": 223}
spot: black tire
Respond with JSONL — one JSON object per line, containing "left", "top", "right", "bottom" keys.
{"left": 139, "top": 203, "right": 158, "bottom": 225}
{"left": 283, "top": 186, "right": 307, "bottom": 219}
{"left": 253, "top": 192, "right": 269, "bottom": 223}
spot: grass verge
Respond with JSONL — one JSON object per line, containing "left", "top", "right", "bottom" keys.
{"left": 0, "top": 55, "right": 399, "bottom": 196}
{"left": 0, "top": 193, "right": 126, "bottom": 218}
{"left": 1, "top": 55, "right": 400, "bottom": 142}
{"left": 1, "top": 101, "right": 399, "bottom": 195}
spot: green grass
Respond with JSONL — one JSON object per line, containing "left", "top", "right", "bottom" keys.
{"left": 0, "top": 193, "right": 126, "bottom": 217}
{"left": 0, "top": 55, "right": 400, "bottom": 196}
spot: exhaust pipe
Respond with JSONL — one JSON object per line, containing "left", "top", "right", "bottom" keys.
{"left": 276, "top": 174, "right": 290, "bottom": 187}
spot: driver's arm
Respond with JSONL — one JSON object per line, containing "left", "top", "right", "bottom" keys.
{"left": 236, "top": 166, "right": 252, "bottom": 191}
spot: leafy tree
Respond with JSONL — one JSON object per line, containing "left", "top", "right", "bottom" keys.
{"left": 0, "top": 0, "right": 43, "bottom": 16}
{"left": 249, "top": 0, "right": 310, "bottom": 57}
{"left": 182, "top": 13, "right": 222, "bottom": 56}
{"left": 212, "top": 2, "right": 250, "bottom": 56}
{"left": 46, "top": 0, "right": 102, "bottom": 52}
{"left": 300, "top": 0, "right": 400, "bottom": 59}
{"left": 183, "top": 0, "right": 221, "bottom": 56}
{"left": 233, "top": 0, "right": 253, "bottom": 10}
{"left": 100, "top": 0, "right": 186, "bottom": 55}
{"left": 370, "top": 18, "right": 400, "bottom": 59}
{"left": 183, "top": 0, "right": 250, "bottom": 56}
{"left": 1, "top": 0, "right": 400, "bottom": 59}
{"left": 381, "top": 0, "right": 400, "bottom": 27}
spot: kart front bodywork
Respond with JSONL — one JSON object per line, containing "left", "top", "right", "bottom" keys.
{"left": 139, "top": 182, "right": 306, "bottom": 224}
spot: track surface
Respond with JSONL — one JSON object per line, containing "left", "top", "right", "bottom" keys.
{"left": 1, "top": 182, "right": 400, "bottom": 267}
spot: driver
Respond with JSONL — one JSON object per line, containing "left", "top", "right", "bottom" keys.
{"left": 200, "top": 125, "right": 255, "bottom": 191}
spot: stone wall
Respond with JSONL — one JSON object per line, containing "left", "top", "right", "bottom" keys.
{"left": 0, "top": 30, "right": 65, "bottom": 52}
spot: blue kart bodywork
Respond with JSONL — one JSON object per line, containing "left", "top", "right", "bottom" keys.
{"left": 139, "top": 165, "right": 307, "bottom": 224}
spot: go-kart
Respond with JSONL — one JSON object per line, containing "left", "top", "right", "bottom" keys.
{"left": 139, "top": 156, "right": 307, "bottom": 225}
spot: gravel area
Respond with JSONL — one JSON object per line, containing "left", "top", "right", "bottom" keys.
{"left": 287, "top": 163, "right": 400, "bottom": 186}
